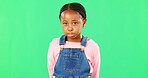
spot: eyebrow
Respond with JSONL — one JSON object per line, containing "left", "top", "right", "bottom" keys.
{"left": 72, "top": 20, "right": 78, "bottom": 21}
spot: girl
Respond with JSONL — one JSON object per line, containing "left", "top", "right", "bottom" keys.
{"left": 48, "top": 2, "right": 100, "bottom": 78}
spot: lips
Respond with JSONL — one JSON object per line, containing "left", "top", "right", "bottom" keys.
{"left": 66, "top": 33, "right": 75, "bottom": 37}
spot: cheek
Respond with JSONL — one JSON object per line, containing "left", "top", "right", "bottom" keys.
{"left": 61, "top": 26, "right": 65, "bottom": 30}
{"left": 62, "top": 26, "right": 67, "bottom": 31}
{"left": 75, "top": 26, "right": 82, "bottom": 32}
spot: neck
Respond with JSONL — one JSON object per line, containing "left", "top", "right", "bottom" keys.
{"left": 66, "top": 34, "right": 82, "bottom": 42}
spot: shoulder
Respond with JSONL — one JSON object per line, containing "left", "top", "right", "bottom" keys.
{"left": 48, "top": 37, "right": 61, "bottom": 52}
{"left": 87, "top": 39, "right": 100, "bottom": 49}
{"left": 84, "top": 38, "right": 100, "bottom": 59}
{"left": 49, "top": 37, "right": 60, "bottom": 47}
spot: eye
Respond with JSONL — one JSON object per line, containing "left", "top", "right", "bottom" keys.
{"left": 72, "top": 21, "right": 78, "bottom": 25}
{"left": 62, "top": 22, "right": 68, "bottom": 26}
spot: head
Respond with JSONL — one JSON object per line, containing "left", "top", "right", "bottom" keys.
{"left": 59, "top": 2, "right": 87, "bottom": 40}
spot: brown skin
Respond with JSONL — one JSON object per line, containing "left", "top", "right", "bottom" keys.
{"left": 60, "top": 10, "right": 86, "bottom": 42}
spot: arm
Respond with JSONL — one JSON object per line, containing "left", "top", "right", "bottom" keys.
{"left": 47, "top": 40, "right": 55, "bottom": 78}
{"left": 91, "top": 43, "right": 101, "bottom": 78}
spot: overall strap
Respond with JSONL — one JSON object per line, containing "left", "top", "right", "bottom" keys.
{"left": 59, "top": 35, "right": 66, "bottom": 45}
{"left": 81, "top": 36, "right": 89, "bottom": 47}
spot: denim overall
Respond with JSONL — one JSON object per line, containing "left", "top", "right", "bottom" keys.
{"left": 53, "top": 35, "right": 91, "bottom": 78}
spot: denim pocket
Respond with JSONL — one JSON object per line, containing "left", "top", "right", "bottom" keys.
{"left": 62, "top": 52, "right": 82, "bottom": 73}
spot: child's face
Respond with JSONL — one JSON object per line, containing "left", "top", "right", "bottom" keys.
{"left": 60, "top": 10, "right": 86, "bottom": 40}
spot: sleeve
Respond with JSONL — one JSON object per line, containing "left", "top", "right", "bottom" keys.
{"left": 91, "top": 43, "right": 101, "bottom": 78}
{"left": 47, "top": 39, "right": 56, "bottom": 78}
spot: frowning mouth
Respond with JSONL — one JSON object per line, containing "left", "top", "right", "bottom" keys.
{"left": 66, "top": 33, "right": 75, "bottom": 37}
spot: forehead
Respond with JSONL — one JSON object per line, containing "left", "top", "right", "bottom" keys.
{"left": 60, "top": 10, "right": 82, "bottom": 20}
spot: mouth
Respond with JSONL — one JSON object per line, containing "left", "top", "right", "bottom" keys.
{"left": 66, "top": 33, "right": 75, "bottom": 37}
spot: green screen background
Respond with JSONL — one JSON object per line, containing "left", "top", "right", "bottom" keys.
{"left": 0, "top": 0, "right": 148, "bottom": 78}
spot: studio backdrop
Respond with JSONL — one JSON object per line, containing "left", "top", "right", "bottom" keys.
{"left": 0, "top": 0, "right": 148, "bottom": 78}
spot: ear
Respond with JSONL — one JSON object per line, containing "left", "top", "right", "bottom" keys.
{"left": 83, "top": 19, "right": 87, "bottom": 27}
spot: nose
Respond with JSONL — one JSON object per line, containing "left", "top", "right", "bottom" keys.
{"left": 67, "top": 26, "right": 73, "bottom": 31}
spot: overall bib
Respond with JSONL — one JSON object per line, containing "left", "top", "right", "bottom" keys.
{"left": 53, "top": 35, "right": 91, "bottom": 78}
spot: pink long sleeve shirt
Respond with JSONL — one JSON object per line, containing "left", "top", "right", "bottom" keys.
{"left": 47, "top": 37, "right": 101, "bottom": 78}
